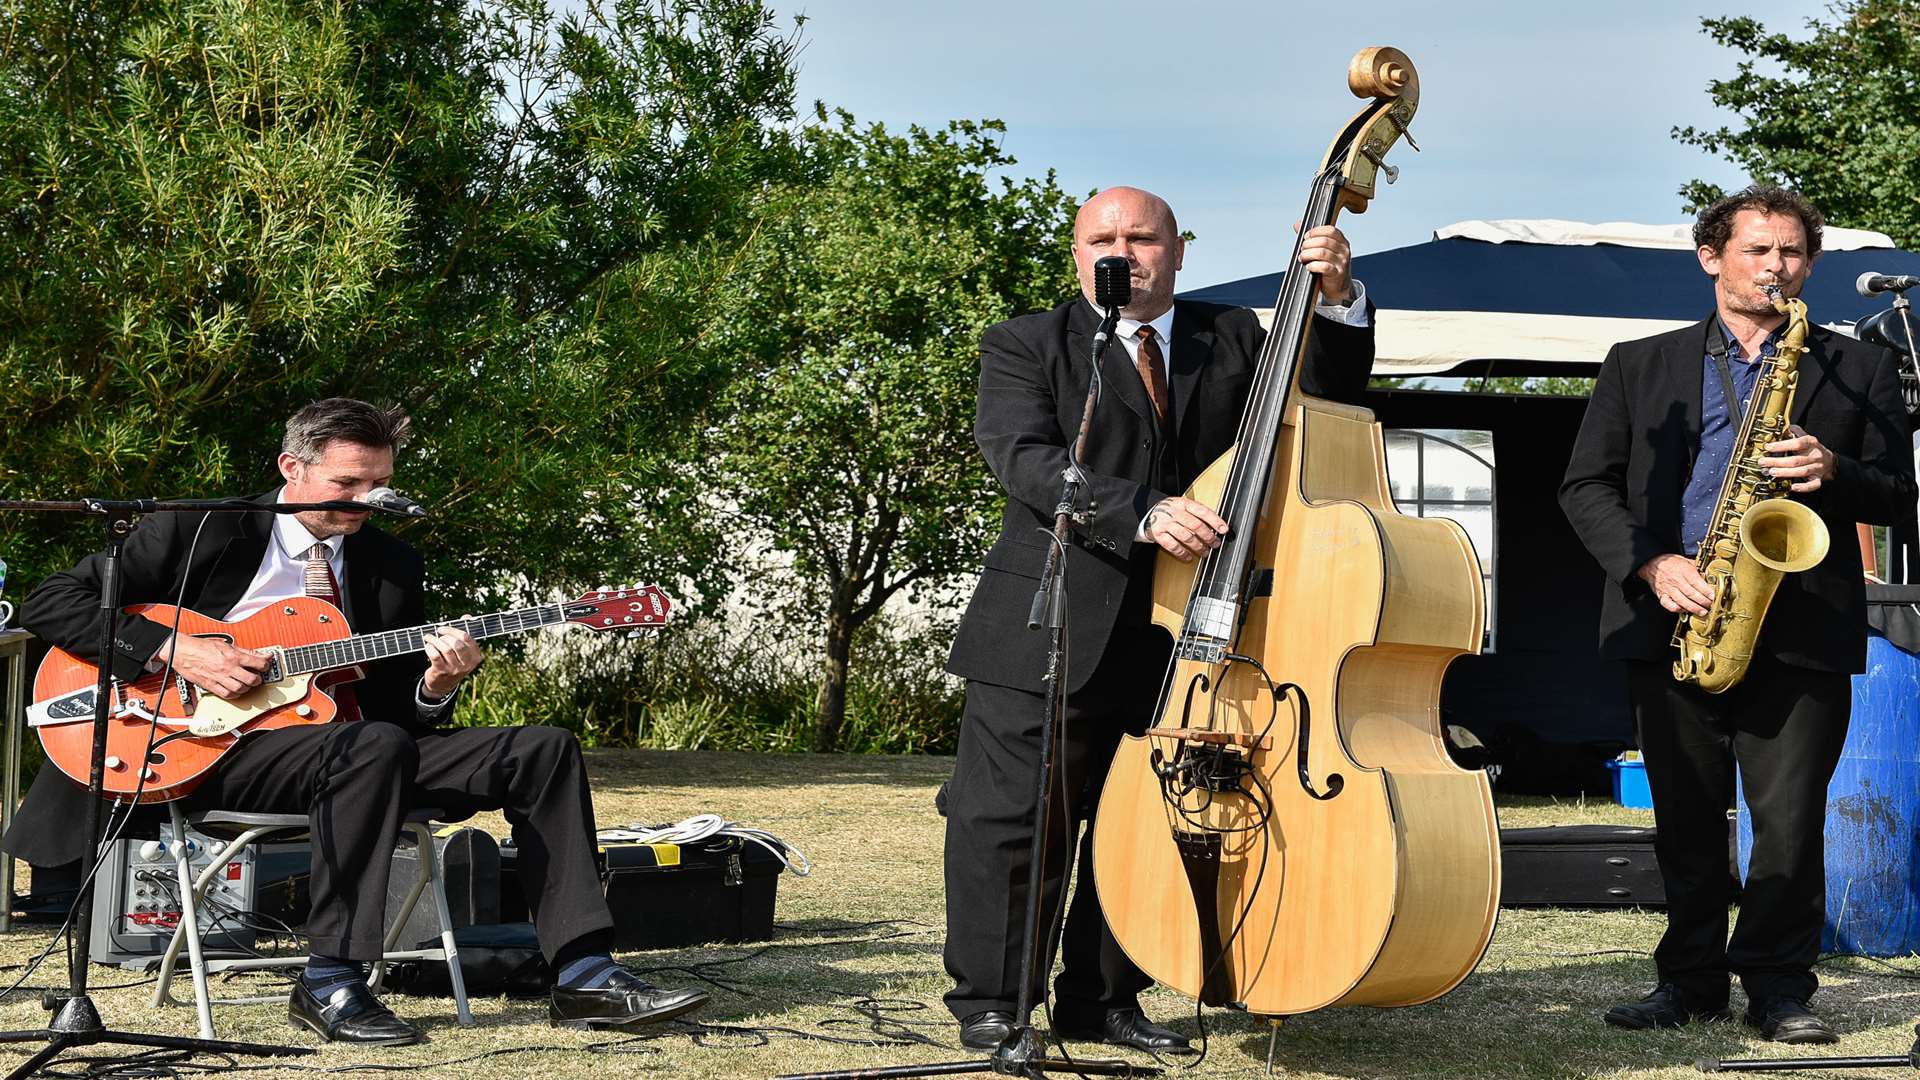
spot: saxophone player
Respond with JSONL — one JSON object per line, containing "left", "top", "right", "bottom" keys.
{"left": 1561, "top": 186, "right": 1915, "bottom": 1044}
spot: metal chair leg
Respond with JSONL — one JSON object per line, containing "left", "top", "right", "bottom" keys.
{"left": 163, "top": 804, "right": 217, "bottom": 1040}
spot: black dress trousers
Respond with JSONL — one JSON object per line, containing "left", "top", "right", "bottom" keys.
{"left": 183, "top": 720, "right": 613, "bottom": 962}
{"left": 941, "top": 621, "right": 1171, "bottom": 1027}
{"left": 1627, "top": 656, "right": 1850, "bottom": 1007}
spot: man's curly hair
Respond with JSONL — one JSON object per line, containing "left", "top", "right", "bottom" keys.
{"left": 1692, "top": 185, "right": 1826, "bottom": 261}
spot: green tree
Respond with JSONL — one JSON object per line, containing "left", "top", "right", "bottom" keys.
{"left": 699, "top": 109, "right": 1077, "bottom": 752}
{"left": 1674, "top": 0, "right": 1920, "bottom": 243}
{"left": 0, "top": 0, "right": 800, "bottom": 613}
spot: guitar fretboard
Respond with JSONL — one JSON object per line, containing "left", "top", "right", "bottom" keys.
{"left": 279, "top": 605, "right": 569, "bottom": 676}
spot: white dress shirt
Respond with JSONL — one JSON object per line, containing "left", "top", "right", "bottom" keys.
{"left": 225, "top": 493, "right": 346, "bottom": 621}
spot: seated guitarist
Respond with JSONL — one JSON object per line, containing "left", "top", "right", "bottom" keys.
{"left": 1, "top": 397, "right": 708, "bottom": 1046}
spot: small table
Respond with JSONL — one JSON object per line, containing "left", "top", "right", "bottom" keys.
{"left": 0, "top": 628, "right": 33, "bottom": 932}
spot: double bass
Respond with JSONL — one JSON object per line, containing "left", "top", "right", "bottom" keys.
{"left": 1091, "top": 47, "right": 1500, "bottom": 1018}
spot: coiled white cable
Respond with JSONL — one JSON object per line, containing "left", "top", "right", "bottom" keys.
{"left": 597, "top": 814, "right": 812, "bottom": 877}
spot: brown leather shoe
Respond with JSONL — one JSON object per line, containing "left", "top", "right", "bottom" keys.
{"left": 1603, "top": 983, "right": 1730, "bottom": 1030}
{"left": 288, "top": 979, "right": 425, "bottom": 1046}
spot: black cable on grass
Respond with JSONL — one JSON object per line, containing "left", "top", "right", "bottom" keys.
{"left": 1816, "top": 953, "right": 1920, "bottom": 979}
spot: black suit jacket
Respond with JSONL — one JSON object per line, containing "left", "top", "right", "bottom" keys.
{"left": 5, "top": 492, "right": 451, "bottom": 866}
{"left": 1559, "top": 316, "right": 1916, "bottom": 671}
{"left": 946, "top": 297, "right": 1373, "bottom": 694}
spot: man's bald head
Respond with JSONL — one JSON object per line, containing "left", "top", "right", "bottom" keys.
{"left": 1074, "top": 187, "right": 1178, "bottom": 241}
{"left": 1071, "top": 186, "right": 1186, "bottom": 320}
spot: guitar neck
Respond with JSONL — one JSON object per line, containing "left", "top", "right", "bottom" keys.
{"left": 278, "top": 605, "right": 569, "bottom": 676}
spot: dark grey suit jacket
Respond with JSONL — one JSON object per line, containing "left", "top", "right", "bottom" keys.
{"left": 946, "top": 297, "right": 1373, "bottom": 694}
{"left": 1559, "top": 316, "right": 1916, "bottom": 671}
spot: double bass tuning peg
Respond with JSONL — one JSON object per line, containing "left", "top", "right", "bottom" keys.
{"left": 1361, "top": 145, "right": 1400, "bottom": 184}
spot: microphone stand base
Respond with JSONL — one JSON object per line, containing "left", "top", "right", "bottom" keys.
{"left": 1696, "top": 1023, "right": 1920, "bottom": 1072}
{"left": 0, "top": 993, "right": 312, "bottom": 1080}
{"left": 772, "top": 1018, "right": 1159, "bottom": 1079}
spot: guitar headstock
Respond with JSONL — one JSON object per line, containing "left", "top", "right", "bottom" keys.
{"left": 562, "top": 585, "right": 674, "bottom": 631}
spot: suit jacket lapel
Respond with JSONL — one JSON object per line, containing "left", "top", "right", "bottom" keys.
{"left": 1069, "top": 299, "right": 1151, "bottom": 424}
{"left": 1170, "top": 302, "right": 1214, "bottom": 437}
{"left": 198, "top": 494, "right": 275, "bottom": 615}
{"left": 1670, "top": 315, "right": 1713, "bottom": 455}
{"left": 341, "top": 528, "right": 381, "bottom": 632}
{"left": 1790, "top": 331, "right": 1829, "bottom": 426}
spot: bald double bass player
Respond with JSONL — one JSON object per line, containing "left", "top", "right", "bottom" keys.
{"left": 939, "top": 186, "right": 1376, "bottom": 1052}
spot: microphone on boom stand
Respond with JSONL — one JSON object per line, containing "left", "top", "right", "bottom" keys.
{"left": 1092, "top": 254, "right": 1133, "bottom": 345}
{"left": 1027, "top": 256, "right": 1134, "bottom": 631}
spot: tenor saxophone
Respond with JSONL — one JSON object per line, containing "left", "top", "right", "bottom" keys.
{"left": 1672, "top": 286, "right": 1831, "bottom": 692}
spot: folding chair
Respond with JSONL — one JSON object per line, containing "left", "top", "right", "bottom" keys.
{"left": 150, "top": 804, "right": 474, "bottom": 1038}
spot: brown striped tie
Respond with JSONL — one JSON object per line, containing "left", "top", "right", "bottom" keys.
{"left": 303, "top": 543, "right": 362, "bottom": 723}
{"left": 1135, "top": 325, "right": 1170, "bottom": 424}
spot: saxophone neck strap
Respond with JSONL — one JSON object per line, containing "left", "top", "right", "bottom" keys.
{"left": 1705, "top": 317, "right": 1743, "bottom": 423}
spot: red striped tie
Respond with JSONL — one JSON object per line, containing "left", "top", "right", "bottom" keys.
{"left": 303, "top": 543, "right": 362, "bottom": 723}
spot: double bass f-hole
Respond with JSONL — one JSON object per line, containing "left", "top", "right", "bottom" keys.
{"left": 1151, "top": 654, "right": 1342, "bottom": 807}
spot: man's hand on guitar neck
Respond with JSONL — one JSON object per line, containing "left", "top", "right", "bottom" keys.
{"left": 421, "top": 622, "right": 484, "bottom": 700}
{"left": 149, "top": 633, "right": 271, "bottom": 698}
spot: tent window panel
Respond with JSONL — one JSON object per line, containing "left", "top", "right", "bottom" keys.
{"left": 1384, "top": 428, "right": 1498, "bottom": 652}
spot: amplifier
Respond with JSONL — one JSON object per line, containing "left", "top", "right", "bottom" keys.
{"left": 89, "top": 825, "right": 308, "bottom": 967}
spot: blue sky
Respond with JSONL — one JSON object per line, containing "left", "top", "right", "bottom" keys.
{"left": 785, "top": 0, "right": 1829, "bottom": 290}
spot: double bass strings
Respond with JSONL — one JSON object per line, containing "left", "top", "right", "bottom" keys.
{"left": 1157, "top": 164, "right": 1345, "bottom": 737}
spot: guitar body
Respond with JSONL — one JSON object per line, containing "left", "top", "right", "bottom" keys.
{"left": 1092, "top": 399, "right": 1499, "bottom": 1015}
{"left": 34, "top": 598, "right": 352, "bottom": 804}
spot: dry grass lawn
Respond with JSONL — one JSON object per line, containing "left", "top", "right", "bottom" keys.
{"left": 0, "top": 750, "right": 1916, "bottom": 1079}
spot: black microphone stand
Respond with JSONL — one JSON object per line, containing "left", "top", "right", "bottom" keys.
{"left": 776, "top": 302, "right": 1153, "bottom": 1080}
{"left": 0, "top": 495, "right": 408, "bottom": 1079}
{"left": 1699, "top": 1024, "right": 1920, "bottom": 1072}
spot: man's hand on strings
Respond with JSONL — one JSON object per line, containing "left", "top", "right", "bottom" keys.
{"left": 423, "top": 621, "right": 484, "bottom": 698}
{"left": 155, "top": 633, "right": 270, "bottom": 699}
{"left": 1144, "top": 497, "right": 1230, "bottom": 562}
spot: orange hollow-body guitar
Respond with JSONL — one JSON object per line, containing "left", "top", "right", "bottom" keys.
{"left": 30, "top": 587, "right": 671, "bottom": 804}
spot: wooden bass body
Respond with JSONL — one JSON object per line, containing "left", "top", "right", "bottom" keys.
{"left": 1090, "top": 397, "right": 1500, "bottom": 1015}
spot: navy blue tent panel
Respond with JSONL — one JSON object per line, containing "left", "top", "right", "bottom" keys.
{"left": 1184, "top": 238, "right": 1920, "bottom": 325}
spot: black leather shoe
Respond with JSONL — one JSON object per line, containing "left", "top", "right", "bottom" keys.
{"left": 1603, "top": 983, "right": 1730, "bottom": 1030}
{"left": 288, "top": 979, "right": 425, "bottom": 1046}
{"left": 1057, "top": 1008, "right": 1196, "bottom": 1055}
{"left": 1745, "top": 998, "right": 1838, "bottom": 1044}
{"left": 550, "top": 966, "right": 710, "bottom": 1029}
{"left": 958, "top": 1010, "right": 1014, "bottom": 1051}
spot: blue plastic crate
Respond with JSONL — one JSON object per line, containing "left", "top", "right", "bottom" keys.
{"left": 1607, "top": 756, "right": 1653, "bottom": 809}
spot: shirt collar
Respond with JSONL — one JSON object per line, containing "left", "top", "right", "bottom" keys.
{"left": 271, "top": 486, "right": 343, "bottom": 561}
{"left": 1113, "top": 306, "right": 1176, "bottom": 345}
{"left": 1716, "top": 317, "right": 1784, "bottom": 364}
{"left": 1083, "top": 299, "right": 1176, "bottom": 346}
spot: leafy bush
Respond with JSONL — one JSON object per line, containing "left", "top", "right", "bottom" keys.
{"left": 454, "top": 613, "right": 963, "bottom": 754}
